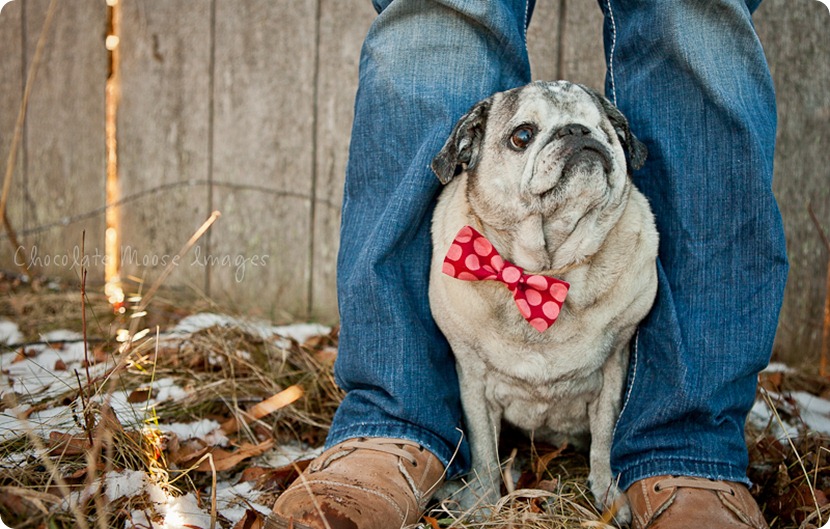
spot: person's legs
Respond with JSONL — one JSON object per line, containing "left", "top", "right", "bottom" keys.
{"left": 268, "top": 3, "right": 535, "bottom": 527}
{"left": 330, "top": 0, "right": 534, "bottom": 479}
{"left": 598, "top": 0, "right": 788, "bottom": 490}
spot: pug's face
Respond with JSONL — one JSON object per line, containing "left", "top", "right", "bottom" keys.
{"left": 432, "top": 81, "right": 647, "bottom": 273}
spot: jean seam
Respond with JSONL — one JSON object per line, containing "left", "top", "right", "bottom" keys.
{"left": 603, "top": 0, "right": 618, "bottom": 105}
{"left": 523, "top": 0, "right": 530, "bottom": 54}
{"left": 613, "top": 328, "right": 638, "bottom": 443}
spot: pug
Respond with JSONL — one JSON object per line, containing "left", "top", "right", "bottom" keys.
{"left": 428, "top": 80, "right": 659, "bottom": 522}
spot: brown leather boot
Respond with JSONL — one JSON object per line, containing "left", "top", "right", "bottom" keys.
{"left": 264, "top": 437, "right": 445, "bottom": 529}
{"left": 626, "top": 475, "right": 768, "bottom": 529}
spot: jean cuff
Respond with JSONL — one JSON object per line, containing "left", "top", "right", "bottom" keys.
{"left": 616, "top": 457, "right": 752, "bottom": 491}
{"left": 326, "top": 421, "right": 467, "bottom": 480}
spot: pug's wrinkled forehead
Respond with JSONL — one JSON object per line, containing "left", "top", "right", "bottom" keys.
{"left": 431, "top": 80, "right": 646, "bottom": 185}
{"left": 492, "top": 81, "right": 607, "bottom": 134}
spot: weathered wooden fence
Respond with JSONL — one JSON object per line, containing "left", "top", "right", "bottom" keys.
{"left": 0, "top": 0, "right": 828, "bottom": 364}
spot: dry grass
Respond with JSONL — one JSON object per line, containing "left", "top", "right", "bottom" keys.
{"left": 0, "top": 273, "right": 828, "bottom": 529}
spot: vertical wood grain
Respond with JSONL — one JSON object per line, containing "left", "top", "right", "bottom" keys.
{"left": 527, "top": 0, "right": 560, "bottom": 82}
{"left": 24, "top": 0, "right": 107, "bottom": 282}
{"left": 117, "top": 0, "right": 212, "bottom": 295}
{"left": 0, "top": 1, "right": 25, "bottom": 274}
{"left": 210, "top": 0, "right": 317, "bottom": 320}
{"left": 756, "top": 0, "right": 830, "bottom": 364}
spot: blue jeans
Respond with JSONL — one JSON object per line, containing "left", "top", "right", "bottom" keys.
{"left": 329, "top": 0, "right": 788, "bottom": 490}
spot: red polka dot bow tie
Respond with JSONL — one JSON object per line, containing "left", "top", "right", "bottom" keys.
{"left": 442, "top": 225, "right": 570, "bottom": 332}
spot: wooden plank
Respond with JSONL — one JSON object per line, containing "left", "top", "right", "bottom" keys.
{"left": 310, "top": 0, "right": 374, "bottom": 323}
{"left": 117, "top": 0, "right": 212, "bottom": 296}
{"left": 755, "top": 0, "right": 830, "bottom": 364}
{"left": 0, "top": 1, "right": 25, "bottom": 274}
{"left": 23, "top": 0, "right": 107, "bottom": 282}
{"left": 210, "top": 0, "right": 317, "bottom": 321}
{"left": 527, "top": 0, "right": 560, "bottom": 83}
{"left": 559, "top": 0, "right": 605, "bottom": 91}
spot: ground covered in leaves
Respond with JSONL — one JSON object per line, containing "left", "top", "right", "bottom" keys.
{"left": 0, "top": 272, "right": 828, "bottom": 529}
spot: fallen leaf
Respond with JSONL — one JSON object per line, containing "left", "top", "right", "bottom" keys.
{"left": 48, "top": 431, "right": 91, "bottom": 456}
{"left": 232, "top": 509, "right": 264, "bottom": 529}
{"left": 423, "top": 515, "right": 441, "bottom": 529}
{"left": 534, "top": 442, "right": 568, "bottom": 481}
{"left": 0, "top": 485, "right": 60, "bottom": 518}
{"left": 127, "top": 387, "right": 152, "bottom": 403}
{"left": 239, "top": 460, "right": 312, "bottom": 491}
{"left": 195, "top": 439, "right": 275, "bottom": 472}
{"left": 221, "top": 385, "right": 304, "bottom": 434}
{"left": 536, "top": 478, "right": 559, "bottom": 492}
{"left": 313, "top": 348, "right": 338, "bottom": 365}
{"left": 170, "top": 439, "right": 211, "bottom": 468}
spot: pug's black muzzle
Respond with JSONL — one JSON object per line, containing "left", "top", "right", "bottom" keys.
{"left": 560, "top": 136, "right": 613, "bottom": 176}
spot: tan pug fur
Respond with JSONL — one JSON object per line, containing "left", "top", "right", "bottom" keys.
{"left": 429, "top": 81, "right": 659, "bottom": 522}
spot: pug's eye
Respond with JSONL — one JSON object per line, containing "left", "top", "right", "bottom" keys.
{"left": 510, "top": 126, "right": 535, "bottom": 150}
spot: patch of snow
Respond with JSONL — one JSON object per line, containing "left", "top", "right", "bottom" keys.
{"left": 762, "top": 362, "right": 795, "bottom": 374}
{"left": 0, "top": 403, "right": 83, "bottom": 442}
{"left": 106, "top": 469, "right": 147, "bottom": 501}
{"left": 0, "top": 320, "right": 23, "bottom": 345}
{"left": 272, "top": 323, "right": 330, "bottom": 344}
{"left": 125, "top": 509, "right": 154, "bottom": 529}
{"left": 158, "top": 419, "right": 227, "bottom": 446}
{"left": 170, "top": 313, "right": 330, "bottom": 345}
{"left": 789, "top": 391, "right": 830, "bottom": 436}
{"left": 0, "top": 449, "right": 29, "bottom": 468}
{"left": 103, "top": 390, "right": 147, "bottom": 428}
{"left": 28, "top": 404, "right": 80, "bottom": 435}
{"left": 748, "top": 397, "right": 800, "bottom": 440}
{"left": 256, "top": 441, "right": 323, "bottom": 469}
{"left": 158, "top": 492, "right": 213, "bottom": 529}
{"left": 170, "top": 313, "right": 269, "bottom": 336}
{"left": 123, "top": 479, "right": 271, "bottom": 529}
{"left": 212, "top": 481, "right": 270, "bottom": 526}
{"left": 39, "top": 329, "right": 83, "bottom": 342}
{"left": 152, "top": 378, "right": 190, "bottom": 403}
{"left": 0, "top": 407, "right": 25, "bottom": 442}
{"left": 1, "top": 337, "right": 112, "bottom": 401}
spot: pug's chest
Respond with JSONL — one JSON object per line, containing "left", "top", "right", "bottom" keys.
{"left": 484, "top": 366, "right": 602, "bottom": 435}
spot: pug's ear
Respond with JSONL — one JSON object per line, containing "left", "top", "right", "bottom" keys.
{"left": 431, "top": 99, "right": 491, "bottom": 185}
{"left": 579, "top": 85, "right": 648, "bottom": 172}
